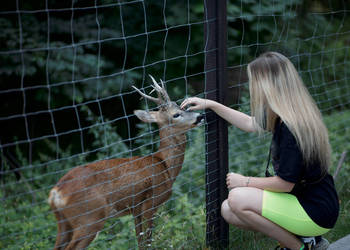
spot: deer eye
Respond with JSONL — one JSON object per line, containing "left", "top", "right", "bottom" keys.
{"left": 173, "top": 113, "right": 181, "bottom": 118}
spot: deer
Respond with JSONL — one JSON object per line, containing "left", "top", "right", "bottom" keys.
{"left": 48, "top": 75, "right": 204, "bottom": 249}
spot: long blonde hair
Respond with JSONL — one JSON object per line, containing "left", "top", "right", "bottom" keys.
{"left": 248, "top": 52, "right": 331, "bottom": 171}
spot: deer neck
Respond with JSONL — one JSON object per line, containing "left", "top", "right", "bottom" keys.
{"left": 155, "top": 126, "right": 187, "bottom": 181}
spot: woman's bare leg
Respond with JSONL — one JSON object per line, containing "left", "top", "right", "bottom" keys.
{"left": 221, "top": 199, "right": 256, "bottom": 231}
{"left": 222, "top": 187, "right": 303, "bottom": 250}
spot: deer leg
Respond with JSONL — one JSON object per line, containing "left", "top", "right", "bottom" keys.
{"left": 64, "top": 220, "right": 104, "bottom": 250}
{"left": 64, "top": 196, "right": 107, "bottom": 250}
{"left": 53, "top": 210, "right": 73, "bottom": 250}
{"left": 142, "top": 199, "right": 157, "bottom": 248}
{"left": 133, "top": 205, "right": 145, "bottom": 249}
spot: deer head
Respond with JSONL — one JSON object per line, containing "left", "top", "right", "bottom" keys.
{"left": 133, "top": 75, "right": 203, "bottom": 131}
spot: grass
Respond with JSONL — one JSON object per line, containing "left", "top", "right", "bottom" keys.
{"left": 0, "top": 110, "right": 349, "bottom": 249}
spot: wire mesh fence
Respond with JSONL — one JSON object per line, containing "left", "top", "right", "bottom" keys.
{"left": 1, "top": 0, "right": 349, "bottom": 249}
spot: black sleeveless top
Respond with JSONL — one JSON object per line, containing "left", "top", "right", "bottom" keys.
{"left": 271, "top": 121, "right": 339, "bottom": 229}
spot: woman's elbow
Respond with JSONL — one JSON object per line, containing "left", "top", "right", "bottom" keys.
{"left": 284, "top": 182, "right": 295, "bottom": 193}
{"left": 271, "top": 176, "right": 295, "bottom": 193}
{"left": 274, "top": 176, "right": 295, "bottom": 192}
{"left": 243, "top": 118, "right": 258, "bottom": 133}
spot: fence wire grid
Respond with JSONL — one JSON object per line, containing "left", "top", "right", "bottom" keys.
{"left": 1, "top": 0, "right": 350, "bottom": 249}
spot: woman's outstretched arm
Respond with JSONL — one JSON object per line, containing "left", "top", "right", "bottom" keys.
{"left": 181, "top": 97, "right": 256, "bottom": 133}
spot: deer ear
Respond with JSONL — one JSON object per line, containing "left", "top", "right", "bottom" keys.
{"left": 134, "top": 110, "right": 158, "bottom": 123}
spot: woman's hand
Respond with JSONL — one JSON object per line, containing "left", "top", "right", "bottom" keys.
{"left": 226, "top": 172, "right": 247, "bottom": 189}
{"left": 181, "top": 97, "right": 256, "bottom": 133}
{"left": 180, "top": 97, "right": 212, "bottom": 111}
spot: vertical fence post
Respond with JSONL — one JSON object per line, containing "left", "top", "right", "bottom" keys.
{"left": 204, "top": 0, "right": 228, "bottom": 248}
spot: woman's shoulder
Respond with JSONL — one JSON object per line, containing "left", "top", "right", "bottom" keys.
{"left": 275, "top": 120, "right": 291, "bottom": 137}
{"left": 275, "top": 121, "right": 298, "bottom": 148}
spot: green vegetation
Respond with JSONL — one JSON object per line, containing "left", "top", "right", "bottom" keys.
{"left": 1, "top": 110, "right": 349, "bottom": 249}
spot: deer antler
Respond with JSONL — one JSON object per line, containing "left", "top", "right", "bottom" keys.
{"left": 132, "top": 85, "right": 161, "bottom": 104}
{"left": 132, "top": 75, "right": 170, "bottom": 105}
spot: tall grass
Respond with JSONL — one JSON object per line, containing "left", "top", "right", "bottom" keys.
{"left": 1, "top": 110, "right": 349, "bottom": 249}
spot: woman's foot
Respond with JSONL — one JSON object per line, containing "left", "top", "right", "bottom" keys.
{"left": 275, "top": 236, "right": 329, "bottom": 250}
{"left": 299, "top": 236, "right": 330, "bottom": 250}
{"left": 313, "top": 237, "right": 329, "bottom": 250}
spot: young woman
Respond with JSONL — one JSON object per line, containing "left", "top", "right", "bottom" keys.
{"left": 180, "top": 52, "right": 339, "bottom": 250}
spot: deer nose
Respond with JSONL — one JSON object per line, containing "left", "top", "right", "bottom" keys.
{"left": 195, "top": 114, "right": 204, "bottom": 125}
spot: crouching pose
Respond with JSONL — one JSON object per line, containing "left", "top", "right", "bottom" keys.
{"left": 181, "top": 52, "right": 339, "bottom": 250}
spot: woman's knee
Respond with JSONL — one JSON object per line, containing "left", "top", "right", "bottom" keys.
{"left": 221, "top": 199, "right": 242, "bottom": 226}
{"left": 227, "top": 188, "right": 245, "bottom": 213}
{"left": 227, "top": 187, "right": 263, "bottom": 215}
{"left": 221, "top": 199, "right": 232, "bottom": 219}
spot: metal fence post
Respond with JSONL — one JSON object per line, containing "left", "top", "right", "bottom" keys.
{"left": 204, "top": 0, "right": 229, "bottom": 248}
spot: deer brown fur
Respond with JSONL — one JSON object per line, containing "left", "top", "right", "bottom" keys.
{"left": 48, "top": 76, "right": 203, "bottom": 249}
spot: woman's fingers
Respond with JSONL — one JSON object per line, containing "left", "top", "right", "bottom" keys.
{"left": 181, "top": 97, "right": 200, "bottom": 110}
{"left": 226, "top": 172, "right": 245, "bottom": 189}
{"left": 226, "top": 173, "right": 232, "bottom": 188}
{"left": 180, "top": 98, "right": 190, "bottom": 110}
{"left": 180, "top": 97, "right": 211, "bottom": 111}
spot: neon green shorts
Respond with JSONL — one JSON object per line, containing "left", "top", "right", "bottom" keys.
{"left": 262, "top": 190, "right": 330, "bottom": 236}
